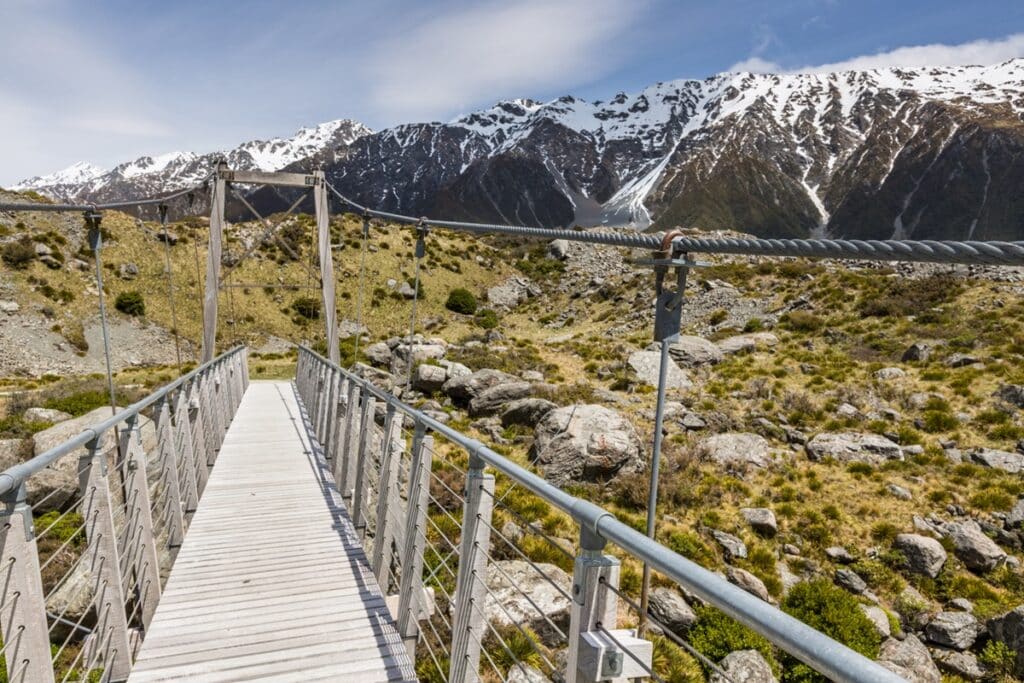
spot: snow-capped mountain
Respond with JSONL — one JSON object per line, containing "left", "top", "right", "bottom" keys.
{"left": 14, "top": 119, "right": 371, "bottom": 204}
{"left": 16, "top": 60, "right": 1024, "bottom": 240}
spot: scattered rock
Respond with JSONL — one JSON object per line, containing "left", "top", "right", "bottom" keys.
{"left": 740, "top": 508, "right": 777, "bottom": 537}
{"left": 902, "top": 343, "right": 931, "bottom": 363}
{"left": 532, "top": 405, "right": 644, "bottom": 486}
{"left": 887, "top": 483, "right": 913, "bottom": 500}
{"left": 500, "top": 398, "right": 557, "bottom": 428}
{"left": 994, "top": 384, "right": 1024, "bottom": 408}
{"left": 860, "top": 604, "right": 892, "bottom": 638}
{"left": 894, "top": 534, "right": 947, "bottom": 578}
{"left": 1007, "top": 498, "right": 1024, "bottom": 529}
{"left": 412, "top": 364, "right": 448, "bottom": 393}
{"left": 835, "top": 402, "right": 863, "bottom": 419}
{"left": 924, "top": 611, "right": 981, "bottom": 650}
{"left": 835, "top": 568, "right": 867, "bottom": 594}
{"left": 987, "top": 605, "right": 1024, "bottom": 678}
{"left": 443, "top": 369, "right": 520, "bottom": 404}
{"left": 968, "top": 447, "right": 1024, "bottom": 474}
{"left": 874, "top": 367, "right": 906, "bottom": 381}
{"left": 484, "top": 560, "right": 571, "bottom": 646}
{"left": 929, "top": 649, "right": 985, "bottom": 681}
{"left": 0, "top": 300, "right": 19, "bottom": 314}
{"left": 698, "top": 432, "right": 774, "bottom": 471}
{"left": 878, "top": 635, "right": 941, "bottom": 683}
{"left": 710, "top": 529, "right": 747, "bottom": 561}
{"left": 468, "top": 382, "right": 533, "bottom": 416}
{"left": 710, "top": 650, "right": 777, "bottom": 683}
{"left": 666, "top": 336, "right": 723, "bottom": 367}
{"left": 117, "top": 262, "right": 139, "bottom": 280}
{"left": 716, "top": 332, "right": 779, "bottom": 356}
{"left": 825, "top": 546, "right": 855, "bottom": 564}
{"left": 506, "top": 665, "right": 548, "bottom": 683}
{"left": 627, "top": 350, "right": 693, "bottom": 391}
{"left": 487, "top": 276, "right": 540, "bottom": 310}
{"left": 547, "top": 239, "right": 569, "bottom": 260}
{"left": 521, "top": 370, "right": 544, "bottom": 382}
{"left": 805, "top": 432, "right": 903, "bottom": 465}
{"left": 648, "top": 587, "right": 697, "bottom": 636}
{"left": 949, "top": 598, "right": 974, "bottom": 613}
{"left": 727, "top": 566, "right": 771, "bottom": 602}
{"left": 946, "top": 353, "right": 980, "bottom": 368}
{"left": 364, "top": 342, "right": 392, "bottom": 367}
{"left": 398, "top": 281, "right": 416, "bottom": 299}
{"left": 941, "top": 520, "right": 1007, "bottom": 572}
{"left": 22, "top": 407, "right": 72, "bottom": 423}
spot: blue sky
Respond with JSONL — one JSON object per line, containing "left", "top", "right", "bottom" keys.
{"left": 2, "top": 0, "right": 1023, "bottom": 184}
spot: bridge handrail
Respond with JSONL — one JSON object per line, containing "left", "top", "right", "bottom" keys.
{"left": 297, "top": 344, "right": 904, "bottom": 683}
{"left": 0, "top": 345, "right": 246, "bottom": 497}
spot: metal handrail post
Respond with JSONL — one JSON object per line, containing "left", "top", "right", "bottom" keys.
{"left": 339, "top": 382, "right": 361, "bottom": 499}
{"left": 566, "top": 527, "right": 622, "bottom": 681}
{"left": 396, "top": 423, "right": 432, "bottom": 660}
{"left": 449, "top": 451, "right": 495, "bottom": 682}
{"left": 151, "top": 398, "right": 187, "bottom": 557}
{"left": 351, "top": 395, "right": 377, "bottom": 536}
{"left": 171, "top": 389, "right": 201, "bottom": 517}
{"left": 120, "top": 415, "right": 163, "bottom": 630}
{"left": 372, "top": 404, "right": 403, "bottom": 587}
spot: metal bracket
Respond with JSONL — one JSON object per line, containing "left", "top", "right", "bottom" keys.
{"left": 414, "top": 220, "right": 429, "bottom": 259}
{"left": 84, "top": 210, "right": 103, "bottom": 251}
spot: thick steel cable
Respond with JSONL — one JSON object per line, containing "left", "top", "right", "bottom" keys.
{"left": 0, "top": 178, "right": 211, "bottom": 214}
{"left": 325, "top": 181, "right": 1024, "bottom": 266}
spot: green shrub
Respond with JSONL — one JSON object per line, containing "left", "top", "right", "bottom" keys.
{"left": 44, "top": 390, "right": 109, "bottom": 416}
{"left": 291, "top": 296, "right": 320, "bottom": 320}
{"left": 475, "top": 308, "right": 499, "bottom": 330}
{"left": 2, "top": 237, "right": 36, "bottom": 269}
{"left": 689, "top": 606, "right": 777, "bottom": 673}
{"left": 780, "top": 580, "right": 880, "bottom": 682}
{"left": 920, "top": 410, "right": 957, "bottom": 433}
{"left": 978, "top": 640, "right": 1016, "bottom": 678}
{"left": 651, "top": 635, "right": 703, "bottom": 682}
{"left": 858, "top": 274, "right": 962, "bottom": 318}
{"left": 445, "top": 287, "right": 477, "bottom": 315}
{"left": 781, "top": 311, "right": 824, "bottom": 333}
{"left": 114, "top": 291, "right": 145, "bottom": 316}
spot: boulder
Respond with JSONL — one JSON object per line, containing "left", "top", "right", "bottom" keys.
{"left": 698, "top": 433, "right": 773, "bottom": 470}
{"left": 805, "top": 432, "right": 903, "bottom": 465}
{"left": 886, "top": 483, "right": 912, "bottom": 500}
{"left": 666, "top": 336, "right": 723, "bottom": 367}
{"left": 438, "top": 359, "right": 471, "bottom": 381}
{"left": 117, "top": 262, "right": 139, "bottom": 280}
{"left": 987, "top": 605, "right": 1024, "bottom": 678}
{"left": 929, "top": 649, "right": 985, "bottom": 681}
{"left": 363, "top": 342, "right": 392, "bottom": 367}
{"left": 648, "top": 587, "right": 697, "bottom": 636}
{"left": 710, "top": 529, "right": 747, "bottom": 561}
{"left": 834, "top": 568, "right": 867, "bottom": 594}
{"left": 532, "top": 405, "right": 644, "bottom": 485}
{"left": 902, "top": 343, "right": 931, "bottom": 363}
{"left": 443, "top": 369, "right": 520, "bottom": 404}
{"left": 893, "top": 534, "right": 947, "bottom": 578}
{"left": 710, "top": 650, "right": 777, "bottom": 683}
{"left": 547, "top": 239, "right": 569, "bottom": 260}
{"left": 946, "top": 353, "right": 980, "bottom": 368}
{"left": 727, "top": 566, "right": 771, "bottom": 602}
{"left": 484, "top": 560, "right": 571, "bottom": 646}
{"left": 390, "top": 342, "right": 446, "bottom": 377}
{"left": 46, "top": 557, "right": 94, "bottom": 638}
{"left": 874, "top": 367, "right": 906, "bottom": 381}
{"left": 398, "top": 281, "right": 416, "bottom": 299}
{"left": 878, "top": 635, "right": 941, "bottom": 683}
{"left": 859, "top": 605, "right": 892, "bottom": 638}
{"left": 0, "top": 300, "right": 19, "bottom": 314}
{"left": 716, "top": 332, "right": 779, "bottom": 355}
{"left": 968, "top": 447, "right": 1024, "bottom": 474}
{"left": 487, "top": 277, "right": 540, "bottom": 310}
{"left": 412, "top": 364, "right": 447, "bottom": 393}
{"left": 994, "top": 384, "right": 1024, "bottom": 408}
{"left": 924, "top": 611, "right": 981, "bottom": 650}
{"left": 500, "top": 398, "right": 557, "bottom": 428}
{"left": 506, "top": 665, "right": 549, "bottom": 683}
{"left": 941, "top": 520, "right": 1007, "bottom": 572}
{"left": 825, "top": 546, "right": 855, "bottom": 564}
{"left": 350, "top": 363, "right": 397, "bottom": 391}
{"left": 740, "top": 508, "right": 777, "bottom": 537}
{"left": 468, "top": 382, "right": 533, "bottom": 416}
{"left": 627, "top": 351, "right": 693, "bottom": 391}
{"left": 1007, "top": 498, "right": 1024, "bottom": 529}
{"left": 23, "top": 407, "right": 72, "bottom": 423}
{"left": 21, "top": 407, "right": 156, "bottom": 513}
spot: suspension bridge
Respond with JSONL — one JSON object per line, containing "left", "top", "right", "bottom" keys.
{"left": 1, "top": 164, "right": 1022, "bottom": 682}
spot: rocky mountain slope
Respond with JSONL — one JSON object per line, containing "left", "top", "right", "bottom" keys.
{"left": 16, "top": 60, "right": 1024, "bottom": 241}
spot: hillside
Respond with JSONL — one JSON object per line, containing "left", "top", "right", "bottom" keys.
{"left": 2, "top": 190, "right": 1024, "bottom": 679}
{"left": 15, "top": 60, "right": 1024, "bottom": 241}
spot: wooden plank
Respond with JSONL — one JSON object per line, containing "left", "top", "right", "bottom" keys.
{"left": 129, "top": 381, "right": 416, "bottom": 682}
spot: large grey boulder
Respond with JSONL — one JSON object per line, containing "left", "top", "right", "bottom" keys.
{"left": 924, "top": 611, "right": 981, "bottom": 650}
{"left": 363, "top": 341, "right": 392, "bottom": 367}
{"left": 648, "top": 587, "right": 697, "bottom": 636}
{"left": 994, "top": 384, "right": 1024, "bottom": 408}
{"left": 484, "top": 560, "right": 571, "bottom": 646}
{"left": 666, "top": 336, "right": 723, "bottom": 367}
{"left": 710, "top": 530, "right": 747, "bottom": 560}
{"left": 834, "top": 568, "right": 867, "bottom": 594}
{"left": 506, "top": 665, "right": 549, "bottom": 683}
{"left": 941, "top": 520, "right": 1007, "bottom": 572}
{"left": 710, "top": 650, "right": 777, "bottom": 683}
{"left": 468, "top": 382, "right": 533, "bottom": 417}
{"left": 17, "top": 407, "right": 156, "bottom": 513}
{"left": 987, "top": 605, "right": 1024, "bottom": 677}
{"left": 805, "top": 432, "right": 903, "bottom": 465}
{"left": 390, "top": 342, "right": 446, "bottom": 377}
{"left": 740, "top": 508, "right": 778, "bottom": 537}
{"left": 442, "top": 369, "right": 520, "bottom": 404}
{"left": 859, "top": 605, "right": 892, "bottom": 638}
{"left": 487, "top": 276, "right": 540, "bottom": 310}
{"left": 716, "top": 332, "right": 779, "bottom": 355}
{"left": 23, "top": 407, "right": 72, "bottom": 423}
{"left": 698, "top": 433, "right": 773, "bottom": 470}
{"left": 412, "top": 364, "right": 447, "bottom": 393}
{"left": 547, "top": 239, "right": 569, "bottom": 260}
{"left": 627, "top": 351, "right": 693, "bottom": 391}
{"left": 532, "top": 405, "right": 644, "bottom": 486}
{"left": 893, "top": 534, "right": 947, "bottom": 578}
{"left": 500, "top": 398, "right": 557, "bottom": 428}
{"left": 1008, "top": 498, "right": 1024, "bottom": 529}
{"left": 878, "top": 635, "right": 941, "bottom": 683}
{"left": 727, "top": 566, "right": 771, "bottom": 602}
{"left": 930, "top": 649, "right": 985, "bottom": 681}
{"left": 968, "top": 447, "right": 1024, "bottom": 474}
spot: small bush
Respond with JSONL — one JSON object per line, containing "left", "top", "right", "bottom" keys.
{"left": 651, "top": 635, "right": 703, "bottom": 682}
{"left": 44, "top": 390, "right": 109, "bottom": 416}
{"left": 475, "top": 308, "right": 499, "bottom": 330}
{"left": 445, "top": 288, "right": 477, "bottom": 315}
{"left": 689, "top": 606, "right": 777, "bottom": 673}
{"left": 780, "top": 580, "right": 880, "bottom": 682}
{"left": 114, "top": 291, "right": 145, "bottom": 316}
{"left": 2, "top": 237, "right": 36, "bottom": 269}
{"left": 978, "top": 640, "right": 1016, "bottom": 678}
{"left": 781, "top": 311, "right": 824, "bottom": 333}
{"left": 291, "top": 296, "right": 320, "bottom": 320}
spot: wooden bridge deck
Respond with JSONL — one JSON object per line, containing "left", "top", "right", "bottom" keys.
{"left": 129, "top": 381, "right": 416, "bottom": 682}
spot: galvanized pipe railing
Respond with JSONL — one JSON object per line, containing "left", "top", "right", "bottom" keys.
{"left": 295, "top": 345, "right": 904, "bottom": 683}
{"left": 0, "top": 346, "right": 248, "bottom": 682}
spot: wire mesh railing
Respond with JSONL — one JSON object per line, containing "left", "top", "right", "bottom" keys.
{"left": 296, "top": 345, "right": 906, "bottom": 683}
{"left": 0, "top": 347, "right": 248, "bottom": 682}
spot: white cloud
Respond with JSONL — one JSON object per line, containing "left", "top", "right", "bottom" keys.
{"left": 363, "top": 0, "right": 641, "bottom": 121}
{"left": 730, "top": 33, "right": 1024, "bottom": 76}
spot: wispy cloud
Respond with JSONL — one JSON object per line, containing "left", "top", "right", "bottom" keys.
{"left": 362, "top": 0, "right": 642, "bottom": 121}
{"left": 730, "top": 33, "right": 1024, "bottom": 74}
